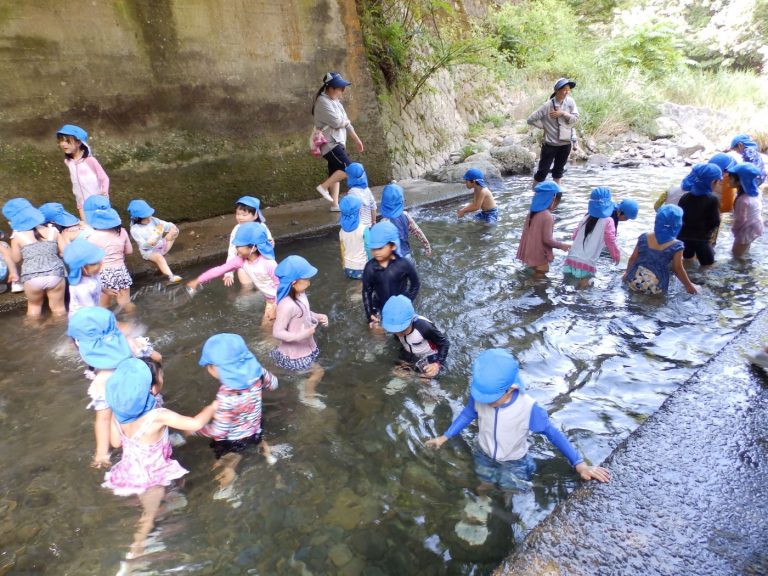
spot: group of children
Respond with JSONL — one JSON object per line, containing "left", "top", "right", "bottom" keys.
{"left": 2, "top": 123, "right": 766, "bottom": 563}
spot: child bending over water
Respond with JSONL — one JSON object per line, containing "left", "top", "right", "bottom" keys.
{"left": 516, "top": 182, "right": 570, "bottom": 276}
{"left": 224, "top": 196, "right": 273, "bottom": 289}
{"left": 427, "top": 349, "right": 610, "bottom": 489}
{"left": 457, "top": 168, "right": 498, "bottom": 224}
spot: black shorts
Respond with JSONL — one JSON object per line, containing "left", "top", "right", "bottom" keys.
{"left": 210, "top": 430, "right": 263, "bottom": 459}
{"left": 682, "top": 239, "right": 715, "bottom": 266}
{"left": 534, "top": 143, "right": 572, "bottom": 181}
{"left": 323, "top": 144, "right": 351, "bottom": 176}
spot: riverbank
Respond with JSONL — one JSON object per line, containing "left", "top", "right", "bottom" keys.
{"left": 496, "top": 307, "right": 768, "bottom": 576}
{"left": 0, "top": 180, "right": 467, "bottom": 313}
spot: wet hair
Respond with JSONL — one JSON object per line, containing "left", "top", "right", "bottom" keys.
{"left": 582, "top": 216, "right": 599, "bottom": 246}
{"left": 57, "top": 134, "right": 90, "bottom": 159}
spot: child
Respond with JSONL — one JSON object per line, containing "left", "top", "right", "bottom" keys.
{"left": 2, "top": 198, "right": 67, "bottom": 317}
{"left": 730, "top": 134, "right": 766, "bottom": 184}
{"left": 103, "top": 357, "right": 216, "bottom": 559}
{"left": 39, "top": 202, "right": 88, "bottom": 251}
{"left": 270, "top": 255, "right": 328, "bottom": 408}
{"left": 708, "top": 152, "right": 738, "bottom": 213}
{"left": 56, "top": 124, "right": 109, "bottom": 221}
{"left": 0, "top": 230, "right": 20, "bottom": 294}
{"left": 623, "top": 205, "right": 698, "bottom": 295}
{"left": 83, "top": 194, "right": 111, "bottom": 218}
{"left": 223, "top": 196, "right": 273, "bottom": 289}
{"left": 127, "top": 199, "right": 182, "bottom": 284}
{"left": 457, "top": 168, "right": 498, "bottom": 224}
{"left": 729, "top": 162, "right": 765, "bottom": 258}
{"left": 338, "top": 195, "right": 370, "bottom": 280}
{"left": 379, "top": 183, "right": 432, "bottom": 259}
{"left": 68, "top": 307, "right": 134, "bottom": 467}
{"left": 426, "top": 349, "right": 610, "bottom": 489}
{"left": 63, "top": 238, "right": 106, "bottom": 317}
{"left": 363, "top": 221, "right": 421, "bottom": 329}
{"left": 677, "top": 163, "right": 722, "bottom": 268}
{"left": 563, "top": 187, "right": 621, "bottom": 288}
{"left": 381, "top": 295, "right": 449, "bottom": 378}
{"left": 610, "top": 198, "right": 639, "bottom": 233}
{"left": 516, "top": 182, "right": 570, "bottom": 276}
{"left": 195, "top": 334, "right": 279, "bottom": 498}
{"left": 187, "top": 223, "right": 278, "bottom": 321}
{"left": 345, "top": 163, "right": 377, "bottom": 227}
{"left": 86, "top": 207, "right": 134, "bottom": 311}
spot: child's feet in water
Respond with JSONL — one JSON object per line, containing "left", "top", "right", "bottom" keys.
{"left": 91, "top": 454, "right": 111, "bottom": 469}
{"left": 167, "top": 274, "right": 183, "bottom": 285}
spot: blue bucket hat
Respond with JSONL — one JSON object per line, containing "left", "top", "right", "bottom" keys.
{"left": 616, "top": 198, "right": 639, "bottom": 220}
{"left": 531, "top": 182, "right": 561, "bottom": 213}
{"left": 3, "top": 198, "right": 44, "bottom": 231}
{"left": 708, "top": 153, "right": 737, "bottom": 173}
{"left": 67, "top": 307, "right": 133, "bottom": 370}
{"left": 83, "top": 195, "right": 111, "bottom": 217}
{"left": 39, "top": 202, "right": 79, "bottom": 227}
{"left": 323, "top": 71, "right": 351, "bottom": 88}
{"left": 463, "top": 168, "right": 486, "bottom": 187}
{"left": 682, "top": 163, "right": 722, "bottom": 196}
{"left": 233, "top": 222, "right": 275, "bottom": 259}
{"left": 339, "top": 195, "right": 362, "bottom": 233}
{"left": 654, "top": 204, "right": 683, "bottom": 244}
{"left": 87, "top": 207, "right": 122, "bottom": 229}
{"left": 380, "top": 184, "right": 405, "bottom": 219}
{"left": 275, "top": 255, "right": 318, "bottom": 303}
{"left": 236, "top": 196, "right": 261, "bottom": 211}
{"left": 346, "top": 163, "right": 369, "bottom": 189}
{"left": 470, "top": 349, "right": 525, "bottom": 404}
{"left": 63, "top": 238, "right": 105, "bottom": 285}
{"left": 729, "top": 162, "right": 761, "bottom": 197}
{"left": 587, "top": 187, "right": 614, "bottom": 218}
{"left": 730, "top": 134, "right": 757, "bottom": 149}
{"left": 381, "top": 295, "right": 416, "bottom": 333}
{"left": 368, "top": 221, "right": 401, "bottom": 254}
{"left": 199, "top": 333, "right": 265, "bottom": 390}
{"left": 554, "top": 77, "right": 576, "bottom": 91}
{"left": 56, "top": 124, "right": 88, "bottom": 142}
{"left": 106, "top": 358, "right": 156, "bottom": 424}
{"left": 127, "top": 199, "right": 155, "bottom": 219}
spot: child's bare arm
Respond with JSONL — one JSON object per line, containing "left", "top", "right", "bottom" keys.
{"left": 157, "top": 402, "right": 218, "bottom": 432}
{"left": 671, "top": 250, "right": 698, "bottom": 294}
{"left": 110, "top": 418, "right": 122, "bottom": 448}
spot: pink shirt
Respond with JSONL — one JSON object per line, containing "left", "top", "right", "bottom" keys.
{"left": 64, "top": 156, "right": 109, "bottom": 208}
{"left": 87, "top": 228, "right": 132, "bottom": 268}
{"left": 516, "top": 210, "right": 569, "bottom": 267}
{"left": 272, "top": 293, "right": 318, "bottom": 359}
{"left": 197, "top": 255, "right": 278, "bottom": 300}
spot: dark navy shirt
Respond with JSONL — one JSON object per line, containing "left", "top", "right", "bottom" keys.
{"left": 362, "top": 255, "right": 420, "bottom": 320}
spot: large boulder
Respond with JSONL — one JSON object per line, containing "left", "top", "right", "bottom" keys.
{"left": 488, "top": 144, "right": 535, "bottom": 175}
{"left": 426, "top": 160, "right": 502, "bottom": 185}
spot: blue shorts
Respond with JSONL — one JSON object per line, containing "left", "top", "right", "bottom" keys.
{"left": 344, "top": 268, "right": 363, "bottom": 280}
{"left": 472, "top": 447, "right": 535, "bottom": 490}
{"left": 474, "top": 208, "right": 499, "bottom": 224}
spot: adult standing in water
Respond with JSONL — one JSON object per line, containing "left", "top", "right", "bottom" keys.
{"left": 313, "top": 72, "right": 365, "bottom": 212}
{"left": 527, "top": 78, "right": 580, "bottom": 188}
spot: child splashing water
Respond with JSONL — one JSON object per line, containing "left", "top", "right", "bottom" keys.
{"left": 516, "top": 182, "right": 570, "bottom": 277}
{"left": 103, "top": 358, "right": 216, "bottom": 561}
{"left": 56, "top": 125, "right": 109, "bottom": 221}
{"left": 63, "top": 238, "right": 106, "bottom": 317}
{"left": 563, "top": 187, "right": 620, "bottom": 288}
{"left": 195, "top": 334, "right": 279, "bottom": 502}
{"left": 127, "top": 199, "right": 182, "bottom": 284}
{"left": 187, "top": 223, "right": 278, "bottom": 322}
{"left": 271, "top": 255, "right": 328, "bottom": 409}
{"left": 86, "top": 207, "right": 135, "bottom": 312}
{"left": 224, "top": 196, "right": 273, "bottom": 289}
{"left": 729, "top": 163, "right": 765, "bottom": 259}
{"left": 624, "top": 205, "right": 698, "bottom": 295}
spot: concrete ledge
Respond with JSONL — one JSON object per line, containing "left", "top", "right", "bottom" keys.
{"left": 0, "top": 180, "right": 468, "bottom": 313}
{"left": 495, "top": 308, "right": 768, "bottom": 576}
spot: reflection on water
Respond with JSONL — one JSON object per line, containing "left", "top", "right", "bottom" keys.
{"left": 1, "top": 166, "right": 766, "bottom": 574}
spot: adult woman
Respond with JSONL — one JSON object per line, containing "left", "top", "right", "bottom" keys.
{"left": 527, "top": 77, "right": 580, "bottom": 188}
{"left": 312, "top": 72, "right": 364, "bottom": 212}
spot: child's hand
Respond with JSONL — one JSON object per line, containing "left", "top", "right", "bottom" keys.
{"left": 425, "top": 435, "right": 447, "bottom": 449}
{"left": 264, "top": 303, "right": 276, "bottom": 321}
{"left": 223, "top": 272, "right": 235, "bottom": 287}
{"left": 561, "top": 243, "right": 571, "bottom": 251}
{"left": 686, "top": 283, "right": 699, "bottom": 295}
{"left": 186, "top": 279, "right": 199, "bottom": 291}
{"left": 425, "top": 248, "right": 433, "bottom": 258}
{"left": 102, "top": 287, "right": 119, "bottom": 297}
{"left": 304, "top": 325, "right": 317, "bottom": 338}
{"left": 315, "top": 313, "right": 329, "bottom": 327}
{"left": 575, "top": 463, "right": 610, "bottom": 482}
{"left": 456, "top": 208, "right": 464, "bottom": 219}
{"left": 422, "top": 362, "right": 440, "bottom": 378}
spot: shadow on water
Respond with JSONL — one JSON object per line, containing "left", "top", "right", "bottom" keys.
{"left": 0, "top": 166, "right": 766, "bottom": 574}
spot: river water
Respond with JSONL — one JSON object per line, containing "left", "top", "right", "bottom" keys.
{"left": 1, "top": 166, "right": 766, "bottom": 575}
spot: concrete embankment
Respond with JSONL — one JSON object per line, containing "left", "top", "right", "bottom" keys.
{"left": 496, "top": 308, "right": 768, "bottom": 576}
{"left": 0, "top": 180, "right": 468, "bottom": 313}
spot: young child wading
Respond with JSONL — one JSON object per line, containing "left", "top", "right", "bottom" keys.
{"left": 457, "top": 169, "right": 498, "bottom": 224}
{"left": 516, "top": 182, "right": 570, "bottom": 276}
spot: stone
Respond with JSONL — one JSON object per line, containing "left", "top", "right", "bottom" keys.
{"left": 323, "top": 488, "right": 379, "bottom": 530}
{"left": 677, "top": 143, "right": 705, "bottom": 157}
{"left": 426, "top": 160, "right": 502, "bottom": 184}
{"left": 651, "top": 116, "right": 682, "bottom": 140}
{"left": 328, "top": 543, "right": 354, "bottom": 568}
{"left": 350, "top": 529, "right": 388, "bottom": 561}
{"left": 663, "top": 147, "right": 678, "bottom": 160}
{"left": 463, "top": 151, "right": 493, "bottom": 165}
{"left": 488, "top": 144, "right": 535, "bottom": 175}
{"left": 587, "top": 154, "right": 609, "bottom": 167}
{"left": 401, "top": 462, "right": 443, "bottom": 493}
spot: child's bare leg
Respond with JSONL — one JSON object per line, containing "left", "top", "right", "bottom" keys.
{"left": 163, "top": 226, "right": 179, "bottom": 252}
{"left": 577, "top": 277, "right": 591, "bottom": 289}
{"left": 23, "top": 283, "right": 45, "bottom": 317}
{"left": 47, "top": 279, "right": 67, "bottom": 316}
{"left": 261, "top": 301, "right": 276, "bottom": 327}
{"left": 117, "top": 288, "right": 135, "bottom": 313}
{"left": 93, "top": 408, "right": 112, "bottom": 467}
{"left": 732, "top": 243, "right": 749, "bottom": 258}
{"left": 236, "top": 268, "right": 253, "bottom": 289}
{"left": 213, "top": 453, "right": 242, "bottom": 490}
{"left": 532, "top": 264, "right": 549, "bottom": 277}
{"left": 129, "top": 486, "right": 165, "bottom": 559}
{"left": 146, "top": 253, "right": 173, "bottom": 277}
{"left": 304, "top": 363, "right": 324, "bottom": 396}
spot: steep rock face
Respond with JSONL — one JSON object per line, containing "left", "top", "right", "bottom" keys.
{"left": 0, "top": 0, "right": 389, "bottom": 221}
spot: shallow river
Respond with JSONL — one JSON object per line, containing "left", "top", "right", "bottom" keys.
{"left": 1, "top": 166, "right": 766, "bottom": 575}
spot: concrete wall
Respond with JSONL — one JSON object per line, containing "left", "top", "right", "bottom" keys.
{"left": 0, "top": 0, "right": 389, "bottom": 221}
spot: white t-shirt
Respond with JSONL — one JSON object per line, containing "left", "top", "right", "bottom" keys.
{"left": 347, "top": 187, "right": 377, "bottom": 228}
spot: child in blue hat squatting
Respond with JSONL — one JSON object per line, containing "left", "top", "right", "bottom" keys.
{"left": 457, "top": 169, "right": 499, "bottom": 224}
{"left": 426, "top": 349, "right": 610, "bottom": 488}
{"left": 127, "top": 199, "right": 182, "bottom": 284}
{"left": 381, "top": 295, "right": 449, "bottom": 378}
